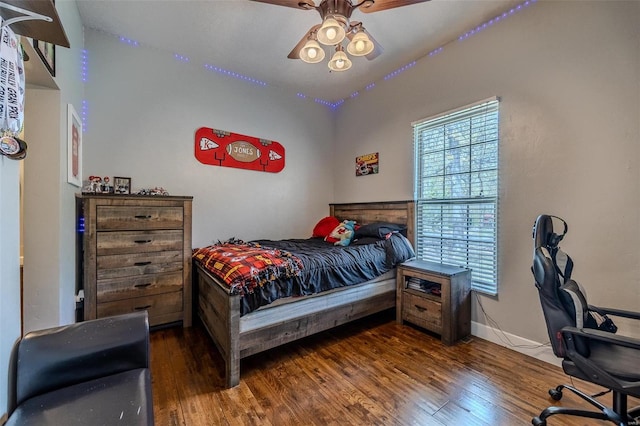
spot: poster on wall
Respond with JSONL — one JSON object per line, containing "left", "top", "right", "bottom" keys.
{"left": 355, "top": 152, "right": 379, "bottom": 176}
{"left": 67, "top": 104, "right": 82, "bottom": 187}
{"left": 194, "top": 127, "right": 285, "bottom": 173}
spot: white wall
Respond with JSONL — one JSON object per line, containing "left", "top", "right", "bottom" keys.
{"left": 0, "top": 156, "right": 21, "bottom": 419}
{"left": 83, "top": 31, "right": 336, "bottom": 247}
{"left": 334, "top": 1, "right": 640, "bottom": 345}
{"left": 22, "top": 0, "right": 85, "bottom": 333}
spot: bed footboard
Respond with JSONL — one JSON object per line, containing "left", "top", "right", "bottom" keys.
{"left": 196, "top": 263, "right": 241, "bottom": 387}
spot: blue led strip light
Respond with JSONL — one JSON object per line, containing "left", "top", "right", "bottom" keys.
{"left": 458, "top": 0, "right": 536, "bottom": 41}
{"left": 119, "top": 36, "right": 139, "bottom": 46}
{"left": 203, "top": 64, "right": 267, "bottom": 87}
{"left": 383, "top": 61, "right": 416, "bottom": 81}
{"left": 174, "top": 53, "right": 190, "bottom": 63}
{"left": 81, "top": 48, "right": 89, "bottom": 132}
{"left": 81, "top": 99, "right": 88, "bottom": 133}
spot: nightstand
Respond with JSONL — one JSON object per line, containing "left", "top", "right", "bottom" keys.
{"left": 396, "top": 260, "right": 471, "bottom": 345}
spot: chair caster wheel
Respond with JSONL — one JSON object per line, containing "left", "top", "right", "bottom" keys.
{"left": 532, "top": 417, "right": 546, "bottom": 426}
{"left": 549, "top": 388, "right": 563, "bottom": 401}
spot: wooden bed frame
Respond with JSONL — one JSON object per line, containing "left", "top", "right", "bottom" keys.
{"left": 195, "top": 200, "right": 415, "bottom": 388}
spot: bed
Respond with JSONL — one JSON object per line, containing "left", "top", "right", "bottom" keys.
{"left": 194, "top": 200, "right": 415, "bottom": 388}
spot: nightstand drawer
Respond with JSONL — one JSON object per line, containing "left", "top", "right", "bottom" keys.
{"left": 97, "top": 271, "right": 184, "bottom": 302}
{"left": 402, "top": 291, "right": 442, "bottom": 332}
{"left": 97, "top": 206, "right": 183, "bottom": 230}
{"left": 97, "top": 230, "right": 183, "bottom": 255}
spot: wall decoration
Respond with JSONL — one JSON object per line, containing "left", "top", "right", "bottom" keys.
{"left": 194, "top": 127, "right": 285, "bottom": 173}
{"left": 0, "top": 21, "right": 26, "bottom": 160}
{"left": 114, "top": 177, "right": 131, "bottom": 194}
{"left": 67, "top": 104, "right": 82, "bottom": 187}
{"left": 33, "top": 39, "right": 55, "bottom": 77}
{"left": 356, "top": 152, "right": 379, "bottom": 176}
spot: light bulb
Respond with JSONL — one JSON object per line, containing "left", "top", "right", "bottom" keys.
{"left": 336, "top": 59, "right": 344, "bottom": 69}
{"left": 355, "top": 40, "right": 365, "bottom": 52}
{"left": 326, "top": 27, "right": 336, "bottom": 41}
{"left": 308, "top": 48, "right": 317, "bottom": 59}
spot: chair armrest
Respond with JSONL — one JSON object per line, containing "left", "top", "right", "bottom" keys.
{"left": 588, "top": 305, "right": 640, "bottom": 321}
{"left": 9, "top": 311, "right": 149, "bottom": 412}
{"left": 560, "top": 326, "right": 640, "bottom": 391}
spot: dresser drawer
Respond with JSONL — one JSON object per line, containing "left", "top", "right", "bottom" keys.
{"left": 97, "top": 271, "right": 184, "bottom": 303}
{"left": 97, "top": 251, "right": 183, "bottom": 279}
{"left": 97, "top": 206, "right": 183, "bottom": 230}
{"left": 402, "top": 291, "right": 442, "bottom": 332}
{"left": 97, "top": 291, "right": 183, "bottom": 326}
{"left": 96, "top": 230, "right": 183, "bottom": 255}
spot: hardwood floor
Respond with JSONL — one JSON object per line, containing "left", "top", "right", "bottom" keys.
{"left": 150, "top": 311, "right": 632, "bottom": 425}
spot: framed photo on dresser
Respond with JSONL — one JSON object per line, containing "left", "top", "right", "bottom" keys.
{"left": 114, "top": 177, "right": 131, "bottom": 194}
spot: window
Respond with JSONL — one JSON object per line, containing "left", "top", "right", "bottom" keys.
{"left": 413, "top": 98, "right": 499, "bottom": 295}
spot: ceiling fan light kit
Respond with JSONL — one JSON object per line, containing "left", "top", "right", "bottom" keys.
{"left": 346, "top": 29, "right": 374, "bottom": 56}
{"left": 328, "top": 47, "right": 352, "bottom": 71}
{"left": 256, "top": 0, "right": 430, "bottom": 72}
{"left": 317, "top": 16, "right": 347, "bottom": 45}
{"left": 300, "top": 39, "right": 326, "bottom": 63}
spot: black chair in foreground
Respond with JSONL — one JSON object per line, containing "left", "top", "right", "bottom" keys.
{"left": 531, "top": 214, "right": 640, "bottom": 426}
{"left": 6, "top": 311, "right": 153, "bottom": 425}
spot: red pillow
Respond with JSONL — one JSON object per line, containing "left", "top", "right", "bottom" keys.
{"left": 312, "top": 216, "right": 340, "bottom": 238}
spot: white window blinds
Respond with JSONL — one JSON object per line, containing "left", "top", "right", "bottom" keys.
{"left": 413, "top": 98, "right": 499, "bottom": 295}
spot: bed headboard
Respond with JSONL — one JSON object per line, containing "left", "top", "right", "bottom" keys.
{"left": 330, "top": 200, "right": 415, "bottom": 245}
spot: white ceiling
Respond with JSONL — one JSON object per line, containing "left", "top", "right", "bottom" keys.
{"left": 77, "top": 0, "right": 522, "bottom": 102}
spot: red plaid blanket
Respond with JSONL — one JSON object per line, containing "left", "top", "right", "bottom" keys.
{"left": 193, "top": 240, "right": 303, "bottom": 296}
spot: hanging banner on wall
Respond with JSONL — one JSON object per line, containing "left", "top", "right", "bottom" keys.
{"left": 0, "top": 18, "right": 27, "bottom": 160}
{"left": 194, "top": 127, "right": 285, "bottom": 173}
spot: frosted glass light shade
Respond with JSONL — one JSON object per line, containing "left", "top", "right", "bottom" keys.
{"left": 328, "top": 50, "right": 352, "bottom": 72}
{"left": 300, "top": 40, "right": 325, "bottom": 63}
{"left": 346, "top": 31, "right": 374, "bottom": 56}
{"left": 317, "top": 17, "right": 346, "bottom": 46}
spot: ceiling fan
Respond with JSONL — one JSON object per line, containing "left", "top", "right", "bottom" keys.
{"left": 252, "top": 0, "right": 430, "bottom": 71}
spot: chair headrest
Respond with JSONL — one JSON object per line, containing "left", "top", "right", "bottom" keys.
{"left": 532, "top": 214, "right": 568, "bottom": 250}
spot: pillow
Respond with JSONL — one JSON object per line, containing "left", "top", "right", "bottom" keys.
{"left": 354, "top": 222, "right": 408, "bottom": 239}
{"left": 384, "top": 233, "right": 416, "bottom": 268}
{"left": 325, "top": 220, "right": 356, "bottom": 246}
{"left": 312, "top": 216, "right": 340, "bottom": 238}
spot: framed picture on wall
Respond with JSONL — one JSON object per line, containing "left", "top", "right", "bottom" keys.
{"left": 114, "top": 177, "right": 131, "bottom": 194}
{"left": 33, "top": 40, "right": 55, "bottom": 77}
{"left": 67, "top": 104, "right": 82, "bottom": 187}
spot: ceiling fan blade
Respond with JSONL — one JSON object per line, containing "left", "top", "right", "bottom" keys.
{"left": 288, "top": 24, "right": 322, "bottom": 59}
{"left": 358, "top": 0, "right": 430, "bottom": 14}
{"left": 251, "top": 0, "right": 316, "bottom": 11}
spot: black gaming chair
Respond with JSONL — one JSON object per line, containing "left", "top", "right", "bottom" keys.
{"left": 531, "top": 214, "right": 640, "bottom": 426}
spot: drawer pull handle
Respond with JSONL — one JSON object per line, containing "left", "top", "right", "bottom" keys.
{"left": 134, "top": 215, "right": 152, "bottom": 219}
{"left": 134, "top": 305, "right": 152, "bottom": 311}
{"left": 415, "top": 305, "right": 427, "bottom": 312}
{"left": 134, "top": 261, "right": 152, "bottom": 266}
{"left": 134, "top": 283, "right": 152, "bottom": 288}
{"left": 134, "top": 239, "right": 152, "bottom": 244}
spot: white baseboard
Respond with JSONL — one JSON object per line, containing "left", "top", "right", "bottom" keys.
{"left": 471, "top": 321, "right": 561, "bottom": 367}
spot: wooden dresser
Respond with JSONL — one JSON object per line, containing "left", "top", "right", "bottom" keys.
{"left": 76, "top": 194, "right": 193, "bottom": 327}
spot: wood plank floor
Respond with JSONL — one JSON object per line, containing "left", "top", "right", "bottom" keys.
{"left": 150, "top": 311, "right": 635, "bottom": 425}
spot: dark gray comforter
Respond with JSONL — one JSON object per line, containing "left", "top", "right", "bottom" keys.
{"left": 240, "top": 234, "right": 415, "bottom": 315}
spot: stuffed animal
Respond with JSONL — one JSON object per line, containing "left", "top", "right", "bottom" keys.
{"left": 325, "top": 220, "right": 356, "bottom": 246}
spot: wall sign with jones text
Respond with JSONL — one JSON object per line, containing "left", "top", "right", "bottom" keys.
{"left": 195, "top": 127, "right": 285, "bottom": 173}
